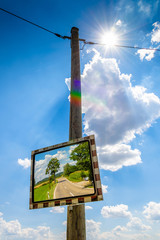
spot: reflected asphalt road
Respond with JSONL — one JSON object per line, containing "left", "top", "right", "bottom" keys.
{"left": 54, "top": 177, "right": 94, "bottom": 199}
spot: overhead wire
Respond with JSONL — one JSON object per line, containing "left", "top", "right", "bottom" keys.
{"left": 0, "top": 7, "right": 71, "bottom": 40}
{"left": 82, "top": 41, "right": 160, "bottom": 52}
{"left": 0, "top": 7, "right": 160, "bottom": 52}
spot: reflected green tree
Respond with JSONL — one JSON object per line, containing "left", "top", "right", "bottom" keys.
{"left": 63, "top": 163, "right": 78, "bottom": 176}
{"left": 70, "top": 142, "right": 93, "bottom": 181}
{"left": 45, "top": 158, "right": 60, "bottom": 184}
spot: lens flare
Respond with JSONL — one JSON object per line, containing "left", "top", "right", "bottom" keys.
{"left": 101, "top": 31, "right": 118, "bottom": 47}
{"left": 70, "top": 79, "right": 81, "bottom": 106}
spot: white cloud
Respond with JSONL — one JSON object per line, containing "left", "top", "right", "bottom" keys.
{"left": 62, "top": 221, "right": 67, "bottom": 226}
{"left": 0, "top": 213, "right": 55, "bottom": 240}
{"left": 18, "top": 158, "right": 31, "bottom": 169}
{"left": 122, "top": 233, "right": 151, "bottom": 240}
{"left": 54, "top": 150, "right": 68, "bottom": 161}
{"left": 20, "top": 226, "right": 53, "bottom": 240}
{"left": 116, "top": 20, "right": 122, "bottom": 26}
{"left": 85, "top": 206, "right": 93, "bottom": 210}
{"left": 125, "top": 4, "right": 134, "bottom": 13}
{"left": 101, "top": 204, "right": 132, "bottom": 219}
{"left": 127, "top": 217, "right": 151, "bottom": 231}
{"left": 138, "top": 0, "right": 151, "bottom": 16}
{"left": 98, "top": 144, "right": 141, "bottom": 171}
{"left": 136, "top": 49, "right": 155, "bottom": 61}
{"left": 69, "top": 144, "right": 78, "bottom": 154}
{"left": 76, "top": 50, "right": 160, "bottom": 171}
{"left": 136, "top": 21, "right": 160, "bottom": 61}
{"left": 151, "top": 22, "right": 160, "bottom": 43}
{"left": 50, "top": 206, "right": 65, "bottom": 214}
{"left": 143, "top": 202, "right": 160, "bottom": 221}
{"left": 102, "top": 184, "right": 108, "bottom": 193}
{"left": 86, "top": 218, "right": 151, "bottom": 240}
{"left": 34, "top": 156, "right": 51, "bottom": 184}
{"left": 112, "top": 225, "right": 127, "bottom": 233}
{"left": 86, "top": 216, "right": 153, "bottom": 240}
{"left": 86, "top": 219, "right": 101, "bottom": 240}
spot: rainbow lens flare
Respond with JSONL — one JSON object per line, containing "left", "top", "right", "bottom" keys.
{"left": 71, "top": 79, "right": 81, "bottom": 106}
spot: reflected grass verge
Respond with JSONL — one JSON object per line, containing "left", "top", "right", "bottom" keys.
{"left": 67, "top": 170, "right": 87, "bottom": 182}
{"left": 66, "top": 170, "right": 94, "bottom": 189}
{"left": 34, "top": 181, "right": 57, "bottom": 202}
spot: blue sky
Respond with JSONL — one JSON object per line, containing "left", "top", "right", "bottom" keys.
{"left": 0, "top": 0, "right": 160, "bottom": 239}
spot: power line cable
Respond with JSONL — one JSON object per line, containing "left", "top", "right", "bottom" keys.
{"left": 0, "top": 7, "right": 71, "bottom": 40}
{"left": 81, "top": 40, "right": 160, "bottom": 52}
{"left": 0, "top": 7, "right": 160, "bottom": 52}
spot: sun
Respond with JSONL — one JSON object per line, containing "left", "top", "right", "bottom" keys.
{"left": 100, "top": 30, "right": 119, "bottom": 47}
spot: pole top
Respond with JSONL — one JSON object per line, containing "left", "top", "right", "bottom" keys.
{"left": 71, "top": 27, "right": 79, "bottom": 33}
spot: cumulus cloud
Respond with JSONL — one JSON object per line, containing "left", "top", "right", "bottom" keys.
{"left": 112, "top": 225, "right": 127, "bottom": 233}
{"left": 151, "top": 22, "right": 160, "bottom": 43}
{"left": 0, "top": 213, "right": 55, "bottom": 240}
{"left": 72, "top": 50, "right": 160, "bottom": 171}
{"left": 82, "top": 50, "right": 160, "bottom": 144}
{"left": 136, "top": 49, "right": 155, "bottom": 61}
{"left": 69, "top": 144, "right": 78, "bottom": 154}
{"left": 62, "top": 221, "right": 67, "bottom": 226}
{"left": 86, "top": 219, "right": 101, "bottom": 240}
{"left": 50, "top": 206, "right": 65, "bottom": 214}
{"left": 85, "top": 206, "right": 93, "bottom": 210}
{"left": 98, "top": 144, "right": 141, "bottom": 171}
{"left": 86, "top": 218, "right": 152, "bottom": 240}
{"left": 143, "top": 202, "right": 160, "bottom": 221}
{"left": 127, "top": 217, "right": 151, "bottom": 231}
{"left": 18, "top": 158, "right": 31, "bottom": 169}
{"left": 138, "top": 0, "right": 151, "bottom": 16}
{"left": 102, "top": 184, "right": 108, "bottom": 193}
{"left": 87, "top": 223, "right": 125, "bottom": 240}
{"left": 136, "top": 21, "right": 160, "bottom": 61}
{"left": 116, "top": 20, "right": 122, "bottom": 26}
{"left": 101, "top": 204, "right": 132, "bottom": 219}
{"left": 34, "top": 155, "right": 51, "bottom": 184}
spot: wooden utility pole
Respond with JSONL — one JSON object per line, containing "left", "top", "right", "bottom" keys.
{"left": 67, "top": 27, "right": 86, "bottom": 240}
